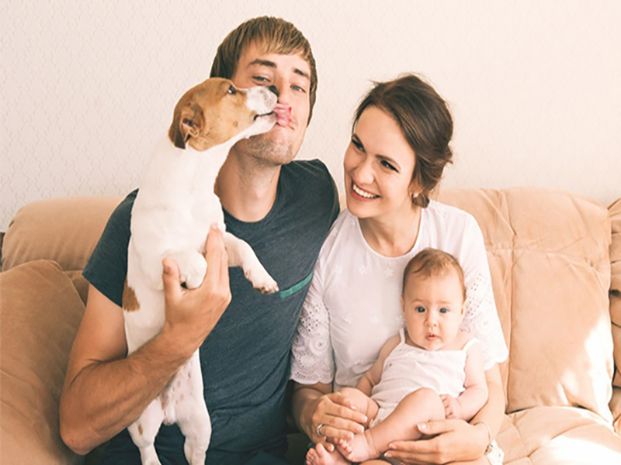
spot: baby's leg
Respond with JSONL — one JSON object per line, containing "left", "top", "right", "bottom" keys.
{"left": 340, "top": 388, "right": 445, "bottom": 463}
{"left": 338, "top": 387, "right": 379, "bottom": 426}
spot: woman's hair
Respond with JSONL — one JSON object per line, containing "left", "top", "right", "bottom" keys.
{"left": 210, "top": 16, "right": 318, "bottom": 123}
{"left": 353, "top": 74, "right": 453, "bottom": 207}
{"left": 402, "top": 248, "right": 466, "bottom": 300}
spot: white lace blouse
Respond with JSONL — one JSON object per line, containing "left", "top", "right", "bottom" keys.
{"left": 291, "top": 201, "right": 508, "bottom": 390}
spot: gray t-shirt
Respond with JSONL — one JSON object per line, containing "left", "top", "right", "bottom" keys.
{"left": 84, "top": 159, "right": 339, "bottom": 465}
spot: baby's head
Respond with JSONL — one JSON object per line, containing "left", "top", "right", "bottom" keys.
{"left": 401, "top": 248, "right": 466, "bottom": 350}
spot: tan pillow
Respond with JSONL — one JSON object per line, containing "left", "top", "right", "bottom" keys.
{"left": 439, "top": 188, "right": 613, "bottom": 421}
{"left": 2, "top": 196, "right": 120, "bottom": 273}
{"left": 0, "top": 260, "right": 85, "bottom": 465}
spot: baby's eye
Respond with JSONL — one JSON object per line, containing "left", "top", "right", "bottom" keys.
{"left": 415, "top": 306, "right": 426, "bottom": 313}
{"left": 439, "top": 307, "right": 450, "bottom": 314}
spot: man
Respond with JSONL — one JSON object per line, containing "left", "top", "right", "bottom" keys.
{"left": 59, "top": 16, "right": 339, "bottom": 465}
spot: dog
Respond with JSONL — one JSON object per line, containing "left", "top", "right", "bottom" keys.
{"left": 122, "top": 77, "right": 284, "bottom": 465}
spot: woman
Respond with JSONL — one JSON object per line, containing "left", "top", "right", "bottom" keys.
{"left": 291, "top": 74, "right": 508, "bottom": 465}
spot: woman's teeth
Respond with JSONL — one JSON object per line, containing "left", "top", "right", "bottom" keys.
{"left": 353, "top": 184, "right": 378, "bottom": 199}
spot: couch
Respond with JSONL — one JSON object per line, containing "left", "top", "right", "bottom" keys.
{"left": 1, "top": 187, "right": 621, "bottom": 464}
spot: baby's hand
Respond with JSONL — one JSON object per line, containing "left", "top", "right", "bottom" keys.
{"left": 440, "top": 394, "right": 462, "bottom": 419}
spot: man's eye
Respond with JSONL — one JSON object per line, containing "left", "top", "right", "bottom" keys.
{"left": 227, "top": 85, "right": 237, "bottom": 95}
{"left": 292, "top": 84, "right": 307, "bottom": 93}
{"left": 253, "top": 76, "right": 269, "bottom": 84}
{"left": 415, "top": 306, "right": 426, "bottom": 313}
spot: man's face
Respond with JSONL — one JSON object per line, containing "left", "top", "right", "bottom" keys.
{"left": 230, "top": 42, "right": 312, "bottom": 166}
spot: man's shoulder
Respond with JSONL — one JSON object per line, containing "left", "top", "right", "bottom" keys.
{"left": 281, "top": 159, "right": 338, "bottom": 218}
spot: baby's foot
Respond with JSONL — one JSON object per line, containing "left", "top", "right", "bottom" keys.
{"left": 337, "top": 430, "right": 379, "bottom": 463}
{"left": 306, "top": 443, "right": 350, "bottom": 465}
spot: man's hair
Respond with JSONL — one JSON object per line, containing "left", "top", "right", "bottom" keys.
{"left": 210, "top": 16, "right": 318, "bottom": 123}
{"left": 402, "top": 248, "right": 466, "bottom": 300}
{"left": 353, "top": 74, "right": 453, "bottom": 207}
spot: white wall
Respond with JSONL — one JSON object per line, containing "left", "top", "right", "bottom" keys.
{"left": 2, "top": 0, "right": 620, "bottom": 229}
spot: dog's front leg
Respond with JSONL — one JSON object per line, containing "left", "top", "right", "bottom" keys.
{"left": 166, "top": 249, "right": 208, "bottom": 289}
{"left": 223, "top": 232, "right": 278, "bottom": 294}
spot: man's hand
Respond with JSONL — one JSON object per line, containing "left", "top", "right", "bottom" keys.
{"left": 161, "top": 225, "right": 231, "bottom": 357}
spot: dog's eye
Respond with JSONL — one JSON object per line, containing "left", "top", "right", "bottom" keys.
{"left": 227, "top": 85, "right": 237, "bottom": 95}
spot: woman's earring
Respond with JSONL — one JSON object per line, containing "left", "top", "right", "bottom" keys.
{"left": 411, "top": 191, "right": 419, "bottom": 200}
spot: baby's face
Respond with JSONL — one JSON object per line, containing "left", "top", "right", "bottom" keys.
{"left": 401, "top": 270, "right": 464, "bottom": 350}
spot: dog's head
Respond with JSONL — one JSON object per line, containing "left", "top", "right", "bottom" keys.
{"left": 168, "top": 78, "right": 278, "bottom": 151}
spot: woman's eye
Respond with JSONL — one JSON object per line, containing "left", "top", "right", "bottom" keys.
{"left": 351, "top": 138, "right": 364, "bottom": 151}
{"left": 227, "top": 85, "right": 236, "bottom": 95}
{"left": 380, "top": 160, "right": 397, "bottom": 172}
{"left": 415, "top": 306, "right": 426, "bottom": 313}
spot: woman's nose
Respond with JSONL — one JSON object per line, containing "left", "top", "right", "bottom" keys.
{"left": 354, "top": 158, "right": 374, "bottom": 184}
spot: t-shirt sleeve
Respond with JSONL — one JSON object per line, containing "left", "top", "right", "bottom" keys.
{"left": 82, "top": 191, "right": 136, "bottom": 307}
{"left": 290, "top": 252, "right": 335, "bottom": 385}
{"left": 458, "top": 215, "right": 508, "bottom": 370}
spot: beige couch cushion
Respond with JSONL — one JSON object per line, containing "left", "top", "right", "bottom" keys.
{"left": 498, "top": 407, "right": 621, "bottom": 464}
{"left": 609, "top": 197, "right": 621, "bottom": 430}
{"left": 0, "top": 260, "right": 85, "bottom": 465}
{"left": 1, "top": 197, "right": 121, "bottom": 302}
{"left": 438, "top": 188, "right": 614, "bottom": 422}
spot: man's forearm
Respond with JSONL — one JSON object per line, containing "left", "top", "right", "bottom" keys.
{"left": 60, "top": 329, "right": 191, "bottom": 454}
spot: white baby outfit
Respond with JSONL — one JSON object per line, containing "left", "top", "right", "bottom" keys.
{"left": 371, "top": 328, "right": 478, "bottom": 425}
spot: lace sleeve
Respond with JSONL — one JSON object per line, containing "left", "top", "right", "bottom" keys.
{"left": 290, "top": 271, "right": 335, "bottom": 385}
{"left": 461, "top": 271, "right": 508, "bottom": 369}
{"left": 459, "top": 217, "right": 509, "bottom": 370}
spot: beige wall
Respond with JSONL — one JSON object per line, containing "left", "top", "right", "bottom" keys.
{"left": 2, "top": 0, "right": 620, "bottom": 229}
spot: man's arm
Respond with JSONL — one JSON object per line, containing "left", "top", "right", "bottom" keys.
{"left": 59, "top": 227, "right": 231, "bottom": 455}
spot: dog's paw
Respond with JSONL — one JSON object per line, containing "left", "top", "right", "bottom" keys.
{"left": 244, "top": 267, "right": 279, "bottom": 294}
{"left": 168, "top": 250, "right": 207, "bottom": 289}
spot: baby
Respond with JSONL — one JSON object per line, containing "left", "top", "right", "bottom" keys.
{"left": 306, "top": 248, "right": 488, "bottom": 465}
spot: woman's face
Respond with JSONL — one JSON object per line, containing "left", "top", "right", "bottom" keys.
{"left": 344, "top": 106, "right": 418, "bottom": 221}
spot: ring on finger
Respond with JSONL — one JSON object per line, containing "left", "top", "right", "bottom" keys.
{"left": 316, "top": 423, "right": 326, "bottom": 437}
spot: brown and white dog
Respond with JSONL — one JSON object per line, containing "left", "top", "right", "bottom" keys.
{"left": 123, "top": 78, "right": 284, "bottom": 465}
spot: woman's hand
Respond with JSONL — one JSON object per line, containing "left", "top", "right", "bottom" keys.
{"left": 306, "top": 391, "right": 368, "bottom": 449}
{"left": 384, "top": 418, "right": 488, "bottom": 464}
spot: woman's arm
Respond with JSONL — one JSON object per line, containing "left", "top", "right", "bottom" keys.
{"left": 385, "top": 364, "right": 504, "bottom": 465}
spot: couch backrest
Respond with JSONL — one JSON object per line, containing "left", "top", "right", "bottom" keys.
{"left": 1, "top": 196, "right": 121, "bottom": 302}
{"left": 438, "top": 187, "right": 614, "bottom": 421}
{"left": 1, "top": 189, "right": 619, "bottom": 423}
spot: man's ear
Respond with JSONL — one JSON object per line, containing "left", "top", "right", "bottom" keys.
{"left": 168, "top": 103, "right": 207, "bottom": 149}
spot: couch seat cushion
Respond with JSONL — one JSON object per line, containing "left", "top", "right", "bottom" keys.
{"left": 0, "top": 260, "right": 85, "bottom": 464}
{"left": 499, "top": 406, "right": 621, "bottom": 464}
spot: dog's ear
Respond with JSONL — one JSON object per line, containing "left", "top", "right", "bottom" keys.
{"left": 168, "top": 103, "right": 208, "bottom": 149}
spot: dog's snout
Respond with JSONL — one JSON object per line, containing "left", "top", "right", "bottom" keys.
{"left": 267, "top": 85, "right": 279, "bottom": 98}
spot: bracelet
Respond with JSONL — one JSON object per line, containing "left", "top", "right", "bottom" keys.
{"left": 473, "top": 421, "right": 493, "bottom": 452}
